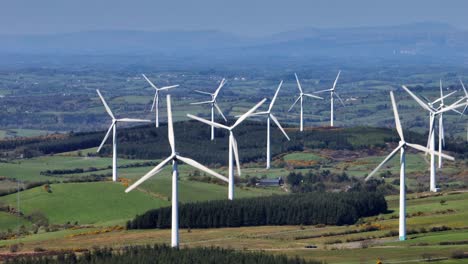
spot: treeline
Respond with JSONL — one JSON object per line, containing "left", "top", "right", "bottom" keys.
{"left": 3, "top": 120, "right": 458, "bottom": 166}
{"left": 0, "top": 131, "right": 103, "bottom": 159}
{"left": 127, "top": 191, "right": 387, "bottom": 229}
{"left": 4, "top": 245, "right": 320, "bottom": 264}
{"left": 40, "top": 161, "right": 158, "bottom": 176}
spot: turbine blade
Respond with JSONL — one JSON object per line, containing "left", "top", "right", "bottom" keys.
{"left": 150, "top": 92, "right": 157, "bottom": 112}
{"left": 332, "top": 70, "right": 341, "bottom": 90}
{"left": 390, "top": 91, "right": 404, "bottom": 141}
{"left": 303, "top": 93, "right": 323, "bottom": 100}
{"left": 268, "top": 80, "right": 283, "bottom": 112}
{"left": 96, "top": 89, "right": 115, "bottom": 119}
{"left": 432, "top": 91, "right": 457, "bottom": 105}
{"left": 177, "top": 155, "right": 228, "bottom": 182}
{"left": 142, "top": 74, "right": 158, "bottom": 90}
{"left": 125, "top": 155, "right": 174, "bottom": 192}
{"left": 365, "top": 145, "right": 402, "bottom": 181}
{"left": 158, "top": 85, "right": 179, "bottom": 91}
{"left": 288, "top": 96, "right": 302, "bottom": 112}
{"left": 314, "top": 88, "right": 333, "bottom": 94}
{"left": 294, "top": 73, "right": 303, "bottom": 93}
{"left": 334, "top": 92, "right": 345, "bottom": 106}
{"left": 117, "top": 118, "right": 151, "bottom": 123}
{"left": 232, "top": 98, "right": 267, "bottom": 128}
{"left": 270, "top": 114, "right": 290, "bottom": 140}
{"left": 214, "top": 78, "right": 226, "bottom": 98}
{"left": 190, "top": 100, "right": 213, "bottom": 105}
{"left": 426, "top": 113, "right": 435, "bottom": 152}
{"left": 406, "top": 143, "right": 455, "bottom": 161}
{"left": 437, "top": 98, "right": 468, "bottom": 114}
{"left": 194, "top": 90, "right": 212, "bottom": 95}
{"left": 421, "top": 95, "right": 432, "bottom": 104}
{"left": 167, "top": 95, "right": 175, "bottom": 154}
{"left": 97, "top": 124, "right": 114, "bottom": 153}
{"left": 439, "top": 79, "right": 444, "bottom": 105}
{"left": 401, "top": 85, "right": 434, "bottom": 113}
{"left": 187, "top": 114, "right": 230, "bottom": 130}
{"left": 246, "top": 111, "right": 269, "bottom": 117}
{"left": 440, "top": 116, "right": 445, "bottom": 147}
{"left": 461, "top": 104, "right": 468, "bottom": 116}
{"left": 214, "top": 103, "right": 227, "bottom": 122}
{"left": 231, "top": 135, "right": 242, "bottom": 176}
{"left": 460, "top": 78, "right": 468, "bottom": 97}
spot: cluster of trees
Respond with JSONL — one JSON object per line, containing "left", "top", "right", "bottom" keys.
{"left": 286, "top": 170, "right": 354, "bottom": 192}
{"left": 5, "top": 245, "right": 320, "bottom": 264}
{"left": 127, "top": 191, "right": 387, "bottom": 229}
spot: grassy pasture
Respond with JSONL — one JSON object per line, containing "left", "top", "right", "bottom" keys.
{"left": 0, "top": 191, "right": 467, "bottom": 263}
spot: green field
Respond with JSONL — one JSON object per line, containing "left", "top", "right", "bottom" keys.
{"left": 0, "top": 129, "right": 50, "bottom": 139}
{"left": 1, "top": 191, "right": 468, "bottom": 264}
{"left": 0, "top": 182, "right": 168, "bottom": 226}
{"left": 0, "top": 212, "right": 30, "bottom": 231}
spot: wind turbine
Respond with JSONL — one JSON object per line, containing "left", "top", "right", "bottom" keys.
{"left": 142, "top": 74, "right": 179, "bottom": 128}
{"left": 434, "top": 80, "right": 459, "bottom": 168}
{"left": 187, "top": 98, "right": 267, "bottom": 200}
{"left": 459, "top": 79, "right": 468, "bottom": 116}
{"left": 422, "top": 81, "right": 457, "bottom": 169}
{"left": 96, "top": 90, "right": 151, "bottom": 182}
{"left": 460, "top": 79, "right": 468, "bottom": 142}
{"left": 365, "top": 91, "right": 454, "bottom": 241}
{"left": 289, "top": 73, "right": 323, "bottom": 131}
{"left": 402, "top": 85, "right": 466, "bottom": 192}
{"left": 191, "top": 78, "right": 228, "bottom": 140}
{"left": 314, "top": 71, "right": 344, "bottom": 127}
{"left": 125, "top": 94, "right": 228, "bottom": 248}
{"left": 247, "top": 81, "right": 290, "bottom": 169}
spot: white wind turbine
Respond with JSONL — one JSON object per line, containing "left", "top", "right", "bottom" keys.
{"left": 142, "top": 74, "right": 179, "bottom": 128}
{"left": 96, "top": 90, "right": 151, "bottom": 182}
{"left": 402, "top": 85, "right": 466, "bottom": 192}
{"left": 365, "top": 91, "right": 454, "bottom": 241}
{"left": 314, "top": 71, "right": 344, "bottom": 127}
{"left": 459, "top": 79, "right": 468, "bottom": 116}
{"left": 188, "top": 98, "right": 267, "bottom": 200}
{"left": 248, "top": 81, "right": 290, "bottom": 169}
{"left": 125, "top": 94, "right": 228, "bottom": 248}
{"left": 433, "top": 80, "right": 458, "bottom": 169}
{"left": 191, "top": 78, "right": 228, "bottom": 140}
{"left": 459, "top": 79, "right": 468, "bottom": 142}
{"left": 289, "top": 73, "right": 323, "bottom": 131}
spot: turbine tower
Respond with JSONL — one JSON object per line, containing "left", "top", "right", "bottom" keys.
{"left": 96, "top": 90, "right": 151, "bottom": 182}
{"left": 402, "top": 85, "right": 466, "bottom": 192}
{"left": 191, "top": 78, "right": 227, "bottom": 140}
{"left": 125, "top": 95, "right": 228, "bottom": 248}
{"left": 248, "top": 81, "right": 290, "bottom": 169}
{"left": 314, "top": 71, "right": 344, "bottom": 127}
{"left": 365, "top": 91, "right": 454, "bottom": 241}
{"left": 142, "top": 74, "right": 179, "bottom": 128}
{"left": 289, "top": 73, "right": 323, "bottom": 131}
{"left": 188, "top": 98, "right": 267, "bottom": 200}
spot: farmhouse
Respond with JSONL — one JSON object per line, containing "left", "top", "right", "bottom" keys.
{"left": 256, "top": 177, "right": 284, "bottom": 187}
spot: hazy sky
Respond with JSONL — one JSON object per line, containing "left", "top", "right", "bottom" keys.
{"left": 1, "top": 0, "right": 467, "bottom": 36}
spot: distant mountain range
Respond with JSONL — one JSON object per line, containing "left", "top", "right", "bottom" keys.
{"left": 1, "top": 22, "right": 467, "bottom": 63}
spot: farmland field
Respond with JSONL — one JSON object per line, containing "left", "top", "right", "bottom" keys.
{"left": 1, "top": 191, "right": 467, "bottom": 264}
